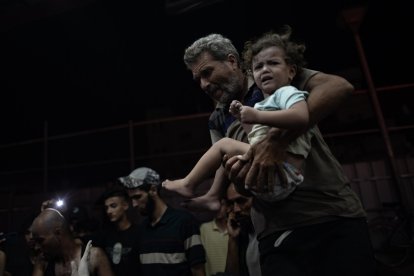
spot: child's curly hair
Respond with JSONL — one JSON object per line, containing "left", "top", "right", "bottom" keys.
{"left": 242, "top": 25, "right": 307, "bottom": 76}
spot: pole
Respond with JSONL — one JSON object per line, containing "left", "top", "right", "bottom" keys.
{"left": 341, "top": 6, "right": 409, "bottom": 209}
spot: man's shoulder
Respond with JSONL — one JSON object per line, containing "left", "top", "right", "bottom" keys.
{"left": 162, "top": 208, "right": 201, "bottom": 231}
{"left": 200, "top": 219, "right": 215, "bottom": 228}
{"left": 293, "top": 68, "right": 319, "bottom": 90}
{"left": 88, "top": 245, "right": 111, "bottom": 271}
{"left": 166, "top": 206, "right": 196, "bottom": 219}
{"left": 209, "top": 106, "right": 225, "bottom": 120}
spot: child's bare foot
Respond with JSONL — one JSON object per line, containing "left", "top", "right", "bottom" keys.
{"left": 180, "top": 195, "right": 221, "bottom": 212}
{"left": 162, "top": 179, "right": 194, "bottom": 198}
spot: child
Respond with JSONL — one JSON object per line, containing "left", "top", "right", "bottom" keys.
{"left": 163, "top": 28, "right": 310, "bottom": 209}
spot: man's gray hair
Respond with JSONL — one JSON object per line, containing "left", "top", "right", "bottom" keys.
{"left": 183, "top": 33, "right": 240, "bottom": 68}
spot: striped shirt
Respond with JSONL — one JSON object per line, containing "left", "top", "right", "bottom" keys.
{"left": 139, "top": 207, "right": 206, "bottom": 275}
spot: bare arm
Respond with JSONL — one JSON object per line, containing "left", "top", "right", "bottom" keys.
{"left": 31, "top": 255, "right": 48, "bottom": 276}
{"left": 225, "top": 71, "right": 353, "bottom": 190}
{"left": 240, "top": 101, "right": 309, "bottom": 130}
{"left": 32, "top": 262, "right": 46, "bottom": 276}
{"left": 225, "top": 128, "right": 290, "bottom": 192}
{"left": 89, "top": 247, "right": 115, "bottom": 276}
{"left": 225, "top": 211, "right": 241, "bottom": 276}
{"left": 226, "top": 237, "right": 240, "bottom": 276}
{"left": 229, "top": 100, "right": 254, "bottom": 135}
{"left": 0, "top": 250, "right": 6, "bottom": 276}
{"left": 190, "top": 263, "right": 205, "bottom": 276}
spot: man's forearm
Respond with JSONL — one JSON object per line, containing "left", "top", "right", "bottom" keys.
{"left": 225, "top": 237, "right": 240, "bottom": 276}
{"left": 191, "top": 263, "right": 206, "bottom": 276}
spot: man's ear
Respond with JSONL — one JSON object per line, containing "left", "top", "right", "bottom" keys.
{"left": 227, "top": 54, "right": 240, "bottom": 69}
{"left": 122, "top": 200, "right": 130, "bottom": 210}
{"left": 53, "top": 226, "right": 62, "bottom": 237}
{"left": 148, "top": 185, "right": 158, "bottom": 197}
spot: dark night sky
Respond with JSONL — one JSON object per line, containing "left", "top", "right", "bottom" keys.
{"left": 1, "top": 0, "right": 413, "bottom": 144}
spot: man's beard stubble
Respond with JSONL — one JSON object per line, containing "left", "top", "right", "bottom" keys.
{"left": 235, "top": 212, "right": 254, "bottom": 233}
{"left": 145, "top": 195, "right": 155, "bottom": 218}
{"left": 219, "top": 73, "right": 244, "bottom": 105}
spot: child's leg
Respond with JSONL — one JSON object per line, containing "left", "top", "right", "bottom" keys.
{"left": 181, "top": 166, "right": 227, "bottom": 211}
{"left": 162, "top": 138, "right": 250, "bottom": 197}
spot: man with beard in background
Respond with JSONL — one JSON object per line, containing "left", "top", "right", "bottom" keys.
{"left": 118, "top": 167, "right": 206, "bottom": 276}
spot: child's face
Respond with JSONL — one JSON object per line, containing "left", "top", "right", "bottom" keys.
{"left": 252, "top": 46, "right": 296, "bottom": 95}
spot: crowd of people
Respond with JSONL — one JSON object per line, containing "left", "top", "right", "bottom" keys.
{"left": 0, "top": 26, "right": 376, "bottom": 276}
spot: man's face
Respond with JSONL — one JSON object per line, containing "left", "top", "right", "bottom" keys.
{"left": 31, "top": 222, "right": 59, "bottom": 261}
{"left": 127, "top": 188, "right": 152, "bottom": 216}
{"left": 104, "top": 196, "right": 128, "bottom": 223}
{"left": 226, "top": 183, "right": 253, "bottom": 228}
{"left": 190, "top": 52, "right": 245, "bottom": 105}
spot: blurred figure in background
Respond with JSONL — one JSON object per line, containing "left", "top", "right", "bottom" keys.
{"left": 94, "top": 186, "right": 140, "bottom": 275}
{"left": 0, "top": 248, "right": 7, "bottom": 276}
{"left": 67, "top": 204, "right": 99, "bottom": 245}
{"left": 31, "top": 208, "right": 114, "bottom": 276}
{"left": 225, "top": 183, "right": 261, "bottom": 276}
{"left": 200, "top": 199, "right": 230, "bottom": 276}
{"left": 0, "top": 212, "right": 39, "bottom": 276}
{"left": 119, "top": 167, "right": 206, "bottom": 276}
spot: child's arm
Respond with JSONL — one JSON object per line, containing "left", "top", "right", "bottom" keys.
{"left": 229, "top": 100, "right": 254, "bottom": 134}
{"left": 238, "top": 100, "right": 309, "bottom": 131}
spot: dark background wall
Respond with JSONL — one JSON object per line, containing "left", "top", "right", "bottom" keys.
{"left": 1, "top": 0, "right": 413, "bottom": 142}
{"left": 0, "top": 0, "right": 413, "bottom": 245}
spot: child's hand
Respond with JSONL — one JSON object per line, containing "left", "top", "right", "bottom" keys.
{"left": 229, "top": 100, "right": 242, "bottom": 119}
{"left": 238, "top": 106, "right": 257, "bottom": 124}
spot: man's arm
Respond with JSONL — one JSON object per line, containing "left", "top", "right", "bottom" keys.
{"left": 225, "top": 211, "right": 241, "bottom": 276}
{"left": 226, "top": 236, "right": 240, "bottom": 276}
{"left": 305, "top": 72, "right": 354, "bottom": 126}
{"left": 0, "top": 250, "right": 6, "bottom": 276}
{"left": 225, "top": 72, "right": 354, "bottom": 190}
{"left": 190, "top": 263, "right": 205, "bottom": 276}
{"left": 89, "top": 247, "right": 115, "bottom": 276}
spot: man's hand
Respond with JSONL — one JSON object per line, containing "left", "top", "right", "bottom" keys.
{"left": 40, "top": 199, "right": 56, "bottom": 212}
{"left": 225, "top": 128, "right": 295, "bottom": 193}
{"left": 226, "top": 211, "right": 241, "bottom": 238}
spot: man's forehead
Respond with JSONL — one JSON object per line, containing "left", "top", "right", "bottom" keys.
{"left": 227, "top": 190, "right": 250, "bottom": 205}
{"left": 31, "top": 225, "right": 47, "bottom": 237}
{"left": 32, "top": 231, "right": 43, "bottom": 239}
{"left": 127, "top": 188, "right": 145, "bottom": 196}
{"left": 191, "top": 52, "right": 217, "bottom": 76}
{"left": 105, "top": 196, "right": 123, "bottom": 203}
{"left": 227, "top": 193, "right": 242, "bottom": 202}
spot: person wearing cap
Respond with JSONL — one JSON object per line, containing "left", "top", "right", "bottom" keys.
{"left": 118, "top": 167, "right": 206, "bottom": 276}
{"left": 94, "top": 186, "right": 140, "bottom": 276}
